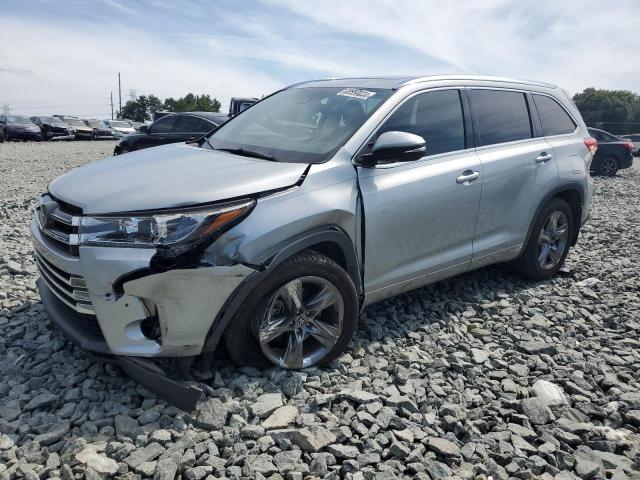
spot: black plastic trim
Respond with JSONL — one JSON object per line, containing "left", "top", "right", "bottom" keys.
{"left": 202, "top": 225, "right": 361, "bottom": 353}
{"left": 523, "top": 182, "right": 586, "bottom": 248}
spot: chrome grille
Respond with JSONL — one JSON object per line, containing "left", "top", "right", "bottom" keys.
{"left": 34, "top": 251, "right": 94, "bottom": 315}
{"left": 34, "top": 194, "right": 80, "bottom": 255}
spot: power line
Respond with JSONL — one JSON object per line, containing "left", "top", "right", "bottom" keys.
{"left": 2, "top": 104, "right": 10, "bottom": 115}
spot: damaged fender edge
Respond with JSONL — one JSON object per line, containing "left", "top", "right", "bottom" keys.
{"left": 123, "top": 264, "right": 257, "bottom": 356}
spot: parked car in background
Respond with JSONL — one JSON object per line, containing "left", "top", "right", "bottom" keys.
{"left": 229, "top": 97, "right": 258, "bottom": 116}
{"left": 0, "top": 114, "right": 42, "bottom": 141}
{"left": 104, "top": 119, "right": 136, "bottom": 138}
{"left": 114, "top": 111, "right": 228, "bottom": 155}
{"left": 32, "top": 76, "right": 594, "bottom": 408}
{"left": 60, "top": 117, "right": 93, "bottom": 139}
{"left": 83, "top": 119, "right": 115, "bottom": 140}
{"left": 620, "top": 134, "right": 640, "bottom": 156}
{"left": 587, "top": 127, "right": 634, "bottom": 176}
{"left": 30, "top": 116, "right": 75, "bottom": 141}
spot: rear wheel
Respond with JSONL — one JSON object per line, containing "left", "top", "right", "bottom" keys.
{"left": 224, "top": 251, "right": 358, "bottom": 369}
{"left": 597, "top": 156, "right": 618, "bottom": 176}
{"left": 513, "top": 198, "right": 573, "bottom": 281}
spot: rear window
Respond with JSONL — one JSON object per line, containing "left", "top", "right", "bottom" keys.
{"left": 470, "top": 90, "right": 532, "bottom": 146}
{"left": 533, "top": 94, "right": 576, "bottom": 136}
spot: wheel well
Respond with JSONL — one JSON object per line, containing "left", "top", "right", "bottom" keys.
{"left": 307, "top": 241, "right": 348, "bottom": 271}
{"left": 553, "top": 189, "right": 582, "bottom": 245}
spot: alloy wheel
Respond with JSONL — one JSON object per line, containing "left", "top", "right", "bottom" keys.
{"left": 257, "top": 276, "right": 344, "bottom": 369}
{"left": 600, "top": 157, "right": 617, "bottom": 176}
{"left": 537, "top": 210, "right": 569, "bottom": 270}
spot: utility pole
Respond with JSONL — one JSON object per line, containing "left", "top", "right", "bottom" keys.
{"left": 2, "top": 103, "right": 9, "bottom": 115}
{"left": 110, "top": 92, "right": 114, "bottom": 120}
{"left": 118, "top": 72, "right": 122, "bottom": 119}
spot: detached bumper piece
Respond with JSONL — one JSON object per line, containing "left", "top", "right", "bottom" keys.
{"left": 36, "top": 278, "right": 203, "bottom": 411}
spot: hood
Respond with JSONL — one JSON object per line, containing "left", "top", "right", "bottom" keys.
{"left": 7, "top": 123, "right": 39, "bottom": 130}
{"left": 49, "top": 143, "right": 309, "bottom": 214}
{"left": 113, "top": 126, "right": 135, "bottom": 132}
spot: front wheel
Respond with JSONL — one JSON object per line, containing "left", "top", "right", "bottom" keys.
{"left": 513, "top": 198, "right": 573, "bottom": 281}
{"left": 224, "top": 251, "right": 358, "bottom": 369}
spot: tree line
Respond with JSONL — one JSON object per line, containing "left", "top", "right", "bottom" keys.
{"left": 572, "top": 88, "right": 640, "bottom": 135}
{"left": 119, "top": 93, "right": 222, "bottom": 122}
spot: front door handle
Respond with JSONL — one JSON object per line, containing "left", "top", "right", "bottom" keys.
{"left": 535, "top": 152, "right": 553, "bottom": 163}
{"left": 456, "top": 170, "right": 480, "bottom": 184}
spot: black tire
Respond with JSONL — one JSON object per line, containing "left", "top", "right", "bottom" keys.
{"left": 224, "top": 250, "right": 359, "bottom": 369}
{"left": 513, "top": 198, "right": 574, "bottom": 281}
{"left": 595, "top": 156, "right": 618, "bottom": 176}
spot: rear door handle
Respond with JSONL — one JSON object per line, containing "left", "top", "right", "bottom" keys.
{"left": 456, "top": 170, "right": 480, "bottom": 184}
{"left": 535, "top": 152, "right": 553, "bottom": 163}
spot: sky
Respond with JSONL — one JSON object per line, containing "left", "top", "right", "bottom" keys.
{"left": 1, "top": 0, "right": 639, "bottom": 119}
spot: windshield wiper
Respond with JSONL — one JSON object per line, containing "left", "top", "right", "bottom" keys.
{"left": 214, "top": 147, "right": 277, "bottom": 162}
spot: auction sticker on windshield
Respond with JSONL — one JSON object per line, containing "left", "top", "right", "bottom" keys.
{"left": 337, "top": 88, "right": 376, "bottom": 100}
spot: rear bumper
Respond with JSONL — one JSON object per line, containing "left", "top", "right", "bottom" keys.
{"left": 38, "top": 278, "right": 202, "bottom": 410}
{"left": 620, "top": 152, "right": 634, "bottom": 169}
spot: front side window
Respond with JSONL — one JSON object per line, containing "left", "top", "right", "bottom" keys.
{"left": 470, "top": 89, "right": 532, "bottom": 146}
{"left": 533, "top": 94, "right": 576, "bottom": 136}
{"left": 378, "top": 89, "right": 465, "bottom": 156}
{"left": 6, "top": 115, "right": 32, "bottom": 124}
{"left": 149, "top": 115, "right": 177, "bottom": 134}
{"left": 206, "top": 87, "right": 393, "bottom": 163}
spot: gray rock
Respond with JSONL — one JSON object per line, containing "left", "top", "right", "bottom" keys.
{"left": 154, "top": 457, "right": 179, "bottom": 480}
{"left": 327, "top": 444, "right": 360, "bottom": 459}
{"left": 24, "top": 392, "right": 57, "bottom": 411}
{"left": 427, "top": 437, "right": 460, "bottom": 456}
{"left": 521, "top": 397, "right": 555, "bottom": 425}
{"left": 114, "top": 415, "right": 142, "bottom": 439}
{"left": 270, "top": 426, "right": 336, "bottom": 452}
{"left": 250, "top": 393, "right": 284, "bottom": 419}
{"left": 245, "top": 454, "right": 277, "bottom": 475}
{"left": 532, "top": 380, "right": 569, "bottom": 405}
{"left": 262, "top": 405, "right": 298, "bottom": 430}
{"left": 75, "top": 448, "right": 119, "bottom": 475}
{"left": 124, "top": 442, "right": 165, "bottom": 468}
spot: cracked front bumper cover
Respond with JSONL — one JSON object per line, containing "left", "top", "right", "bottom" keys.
{"left": 37, "top": 278, "right": 203, "bottom": 411}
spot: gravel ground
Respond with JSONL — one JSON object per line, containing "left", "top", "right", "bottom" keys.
{"left": 1, "top": 141, "right": 639, "bottom": 480}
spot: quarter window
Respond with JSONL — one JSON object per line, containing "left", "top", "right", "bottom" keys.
{"left": 533, "top": 94, "right": 576, "bottom": 136}
{"left": 470, "top": 90, "right": 532, "bottom": 146}
{"left": 379, "top": 89, "right": 465, "bottom": 156}
{"left": 149, "top": 115, "right": 177, "bottom": 134}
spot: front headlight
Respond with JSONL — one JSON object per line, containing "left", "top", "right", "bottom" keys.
{"left": 78, "top": 199, "right": 254, "bottom": 247}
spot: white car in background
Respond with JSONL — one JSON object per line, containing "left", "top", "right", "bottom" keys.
{"left": 104, "top": 119, "right": 135, "bottom": 138}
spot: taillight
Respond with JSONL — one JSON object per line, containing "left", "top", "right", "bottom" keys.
{"left": 584, "top": 137, "right": 598, "bottom": 153}
{"left": 623, "top": 142, "right": 633, "bottom": 151}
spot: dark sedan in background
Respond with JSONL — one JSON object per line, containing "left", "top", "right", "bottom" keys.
{"left": 620, "top": 134, "right": 640, "bottom": 157}
{"left": 114, "top": 111, "right": 228, "bottom": 155}
{"left": 587, "top": 127, "right": 634, "bottom": 176}
{"left": 0, "top": 115, "right": 42, "bottom": 141}
{"left": 30, "top": 116, "right": 75, "bottom": 141}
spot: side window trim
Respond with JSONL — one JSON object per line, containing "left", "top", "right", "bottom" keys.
{"left": 467, "top": 86, "right": 537, "bottom": 149}
{"left": 526, "top": 91, "right": 544, "bottom": 138}
{"left": 355, "top": 87, "right": 470, "bottom": 167}
{"left": 531, "top": 92, "right": 578, "bottom": 137}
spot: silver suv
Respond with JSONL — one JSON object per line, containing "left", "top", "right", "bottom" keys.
{"left": 32, "top": 76, "right": 594, "bottom": 405}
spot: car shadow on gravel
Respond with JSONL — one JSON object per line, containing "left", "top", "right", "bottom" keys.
{"left": 4, "top": 261, "right": 567, "bottom": 413}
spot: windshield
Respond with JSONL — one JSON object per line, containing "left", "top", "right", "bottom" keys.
{"left": 42, "top": 117, "right": 65, "bottom": 125}
{"left": 206, "top": 87, "right": 392, "bottom": 163}
{"left": 85, "top": 120, "right": 101, "bottom": 127}
{"left": 109, "top": 120, "right": 131, "bottom": 128}
{"left": 6, "top": 115, "right": 32, "bottom": 124}
{"left": 65, "top": 118, "right": 85, "bottom": 126}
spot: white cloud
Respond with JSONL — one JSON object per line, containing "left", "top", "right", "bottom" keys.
{"left": 267, "top": 0, "right": 640, "bottom": 93}
{"left": 0, "top": 17, "right": 282, "bottom": 118}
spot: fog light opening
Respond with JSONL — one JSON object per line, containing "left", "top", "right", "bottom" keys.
{"left": 140, "top": 316, "right": 162, "bottom": 344}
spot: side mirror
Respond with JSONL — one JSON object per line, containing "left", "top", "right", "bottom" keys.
{"left": 139, "top": 125, "right": 149, "bottom": 134}
{"left": 369, "top": 131, "right": 426, "bottom": 163}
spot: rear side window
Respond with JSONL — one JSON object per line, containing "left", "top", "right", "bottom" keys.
{"left": 533, "top": 94, "right": 576, "bottom": 136}
{"left": 379, "top": 89, "right": 465, "bottom": 156}
{"left": 150, "top": 115, "right": 177, "bottom": 134}
{"left": 173, "top": 115, "right": 214, "bottom": 134}
{"left": 470, "top": 90, "right": 532, "bottom": 146}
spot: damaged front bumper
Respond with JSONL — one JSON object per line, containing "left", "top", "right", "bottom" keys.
{"left": 32, "top": 218, "right": 255, "bottom": 409}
